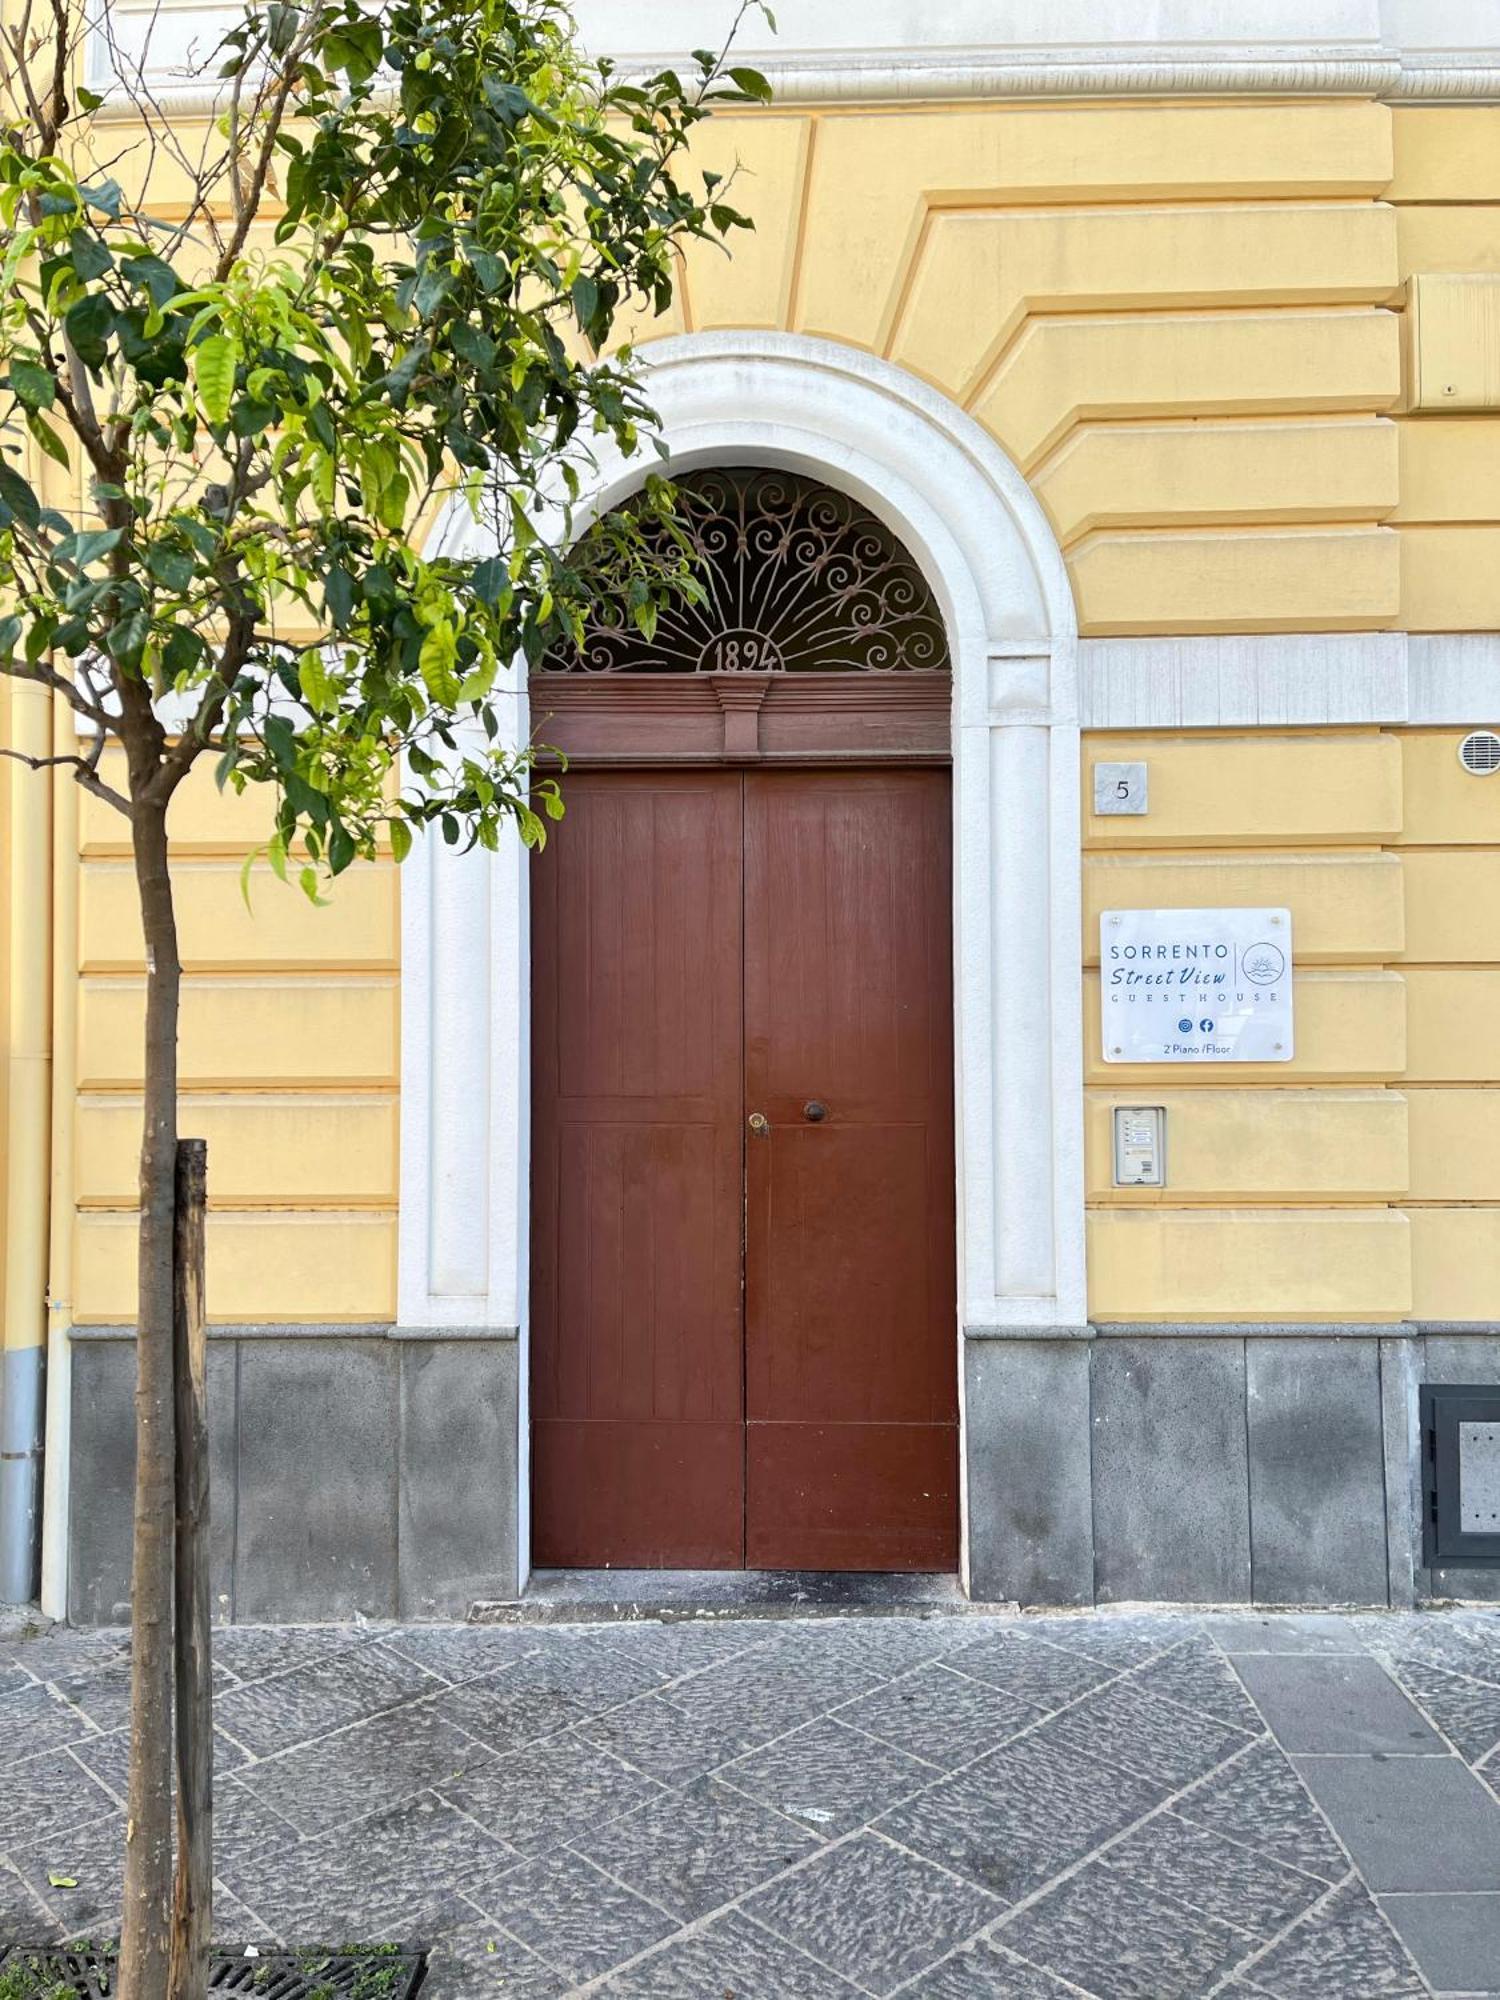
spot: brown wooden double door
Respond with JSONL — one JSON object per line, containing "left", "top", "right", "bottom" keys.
{"left": 530, "top": 767, "right": 958, "bottom": 1572}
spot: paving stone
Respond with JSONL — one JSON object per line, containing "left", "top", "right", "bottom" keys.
{"left": 421, "top": 1667, "right": 588, "bottom": 1753}
{"left": 1126, "top": 1634, "right": 1268, "bottom": 1733}
{"left": 5, "top": 1629, "right": 130, "bottom": 1684}
{"left": 211, "top": 1642, "right": 440, "bottom": 1757}
{"left": 440, "top": 1728, "right": 664, "bottom": 1855}
{"left": 658, "top": 1645, "right": 885, "bottom": 1746}
{"left": 10, "top": 1807, "right": 127, "bottom": 1937}
{"left": 996, "top": 1860, "right": 1251, "bottom": 1999}
{"left": 1294, "top": 1753, "right": 1500, "bottom": 1893}
{"left": 209, "top": 1626, "right": 374, "bottom": 1686}
{"left": 477, "top": 1850, "right": 674, "bottom": 1984}
{"left": 760, "top": 1615, "right": 970, "bottom": 1681}
{"left": 0, "top": 1860, "right": 59, "bottom": 1941}
{"left": 1207, "top": 1616, "right": 1369, "bottom": 1657}
{"left": 380, "top": 1625, "right": 555, "bottom": 1686}
{"left": 587, "top": 1618, "right": 775, "bottom": 1683}
{"left": 575, "top": 1690, "right": 761, "bottom": 1787}
{"left": 838, "top": 1662, "right": 1037, "bottom": 1771}
{"left": 1379, "top": 1890, "right": 1500, "bottom": 1997}
{"left": 0, "top": 1749, "right": 119, "bottom": 1850}
{"left": 1022, "top": 1677, "right": 1251, "bottom": 1790}
{"left": 876, "top": 1730, "right": 1170, "bottom": 1901}
{"left": 1384, "top": 1657, "right": 1500, "bottom": 1766}
{"left": 570, "top": 1776, "right": 818, "bottom": 1920}
{"left": 69, "top": 1724, "right": 252, "bottom": 1804}
{"left": 939, "top": 1627, "right": 1114, "bottom": 1710}
{"left": 743, "top": 1831, "right": 1000, "bottom": 1997}
{"left": 420, "top": 1923, "right": 568, "bottom": 1999}
{"left": 492, "top": 1643, "right": 665, "bottom": 1717}
{"left": 1239, "top": 1879, "right": 1428, "bottom": 1998}
{"left": 1100, "top": 1810, "right": 1327, "bottom": 1943}
{"left": 1370, "top": 1617, "right": 1500, "bottom": 1690}
{"left": 1175, "top": 1741, "right": 1349, "bottom": 1884}
{"left": 235, "top": 1701, "right": 487, "bottom": 1837}
{"left": 717, "top": 1714, "right": 935, "bottom": 1836}
{"left": 0, "top": 1684, "right": 97, "bottom": 1767}
{"left": 212, "top": 1886, "right": 283, "bottom": 1947}
{"left": 899, "top": 1943, "right": 1078, "bottom": 1997}
{"left": 1234, "top": 1656, "right": 1446, "bottom": 1755}
{"left": 1020, "top": 1614, "right": 1191, "bottom": 1671}
{"left": 595, "top": 1906, "right": 862, "bottom": 1997}
{"left": 222, "top": 1792, "right": 515, "bottom": 1943}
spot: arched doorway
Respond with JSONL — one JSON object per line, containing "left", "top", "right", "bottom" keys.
{"left": 528, "top": 468, "right": 959, "bottom": 1570}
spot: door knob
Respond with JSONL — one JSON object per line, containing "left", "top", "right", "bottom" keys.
{"left": 803, "top": 1100, "right": 828, "bottom": 1123}
{"left": 748, "top": 1112, "right": 770, "bottom": 1137}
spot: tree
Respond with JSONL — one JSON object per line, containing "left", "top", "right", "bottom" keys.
{"left": 0, "top": 4, "right": 764, "bottom": 1995}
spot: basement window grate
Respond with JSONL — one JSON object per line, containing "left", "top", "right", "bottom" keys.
{"left": 1421, "top": 1385, "right": 1500, "bottom": 1567}
{"left": 0, "top": 1948, "right": 427, "bottom": 2000}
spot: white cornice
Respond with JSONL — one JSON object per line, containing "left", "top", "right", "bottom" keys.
{"left": 88, "top": 1, "right": 1500, "bottom": 109}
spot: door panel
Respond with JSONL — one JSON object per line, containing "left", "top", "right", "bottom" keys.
{"left": 743, "top": 770, "right": 958, "bottom": 1571}
{"left": 530, "top": 772, "right": 745, "bottom": 1567}
{"left": 531, "top": 765, "right": 958, "bottom": 1573}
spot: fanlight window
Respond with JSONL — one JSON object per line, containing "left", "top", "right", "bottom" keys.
{"left": 539, "top": 467, "right": 949, "bottom": 675}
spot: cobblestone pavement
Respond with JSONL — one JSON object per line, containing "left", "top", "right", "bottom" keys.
{"left": 4, "top": 1609, "right": 1500, "bottom": 1997}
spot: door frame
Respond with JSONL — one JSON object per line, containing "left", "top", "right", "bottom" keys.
{"left": 398, "top": 331, "right": 1085, "bottom": 1597}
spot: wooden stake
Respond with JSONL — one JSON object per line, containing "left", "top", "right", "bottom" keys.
{"left": 168, "top": 1138, "right": 211, "bottom": 2000}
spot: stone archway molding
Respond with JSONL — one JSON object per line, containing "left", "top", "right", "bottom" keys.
{"left": 399, "top": 331, "right": 1086, "bottom": 1592}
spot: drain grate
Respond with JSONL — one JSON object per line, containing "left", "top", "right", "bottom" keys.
{"left": 0, "top": 1947, "right": 427, "bottom": 2000}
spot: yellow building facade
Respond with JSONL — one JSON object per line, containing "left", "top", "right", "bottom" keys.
{"left": 7, "top": 1, "right": 1500, "bottom": 1617}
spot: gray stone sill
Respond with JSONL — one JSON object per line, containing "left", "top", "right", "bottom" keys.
{"left": 69, "top": 1322, "right": 520, "bottom": 1342}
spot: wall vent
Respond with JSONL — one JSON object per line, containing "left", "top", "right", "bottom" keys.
{"left": 1421, "top": 1385, "right": 1500, "bottom": 1568}
{"left": 1458, "top": 730, "right": 1500, "bottom": 776}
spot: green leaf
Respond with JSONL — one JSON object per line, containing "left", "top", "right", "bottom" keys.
{"left": 70, "top": 232, "right": 113, "bottom": 282}
{"left": 192, "top": 333, "right": 240, "bottom": 426}
{"left": 47, "top": 1875, "right": 78, "bottom": 1890}
{"left": 324, "top": 567, "right": 355, "bottom": 630}
{"left": 389, "top": 819, "right": 413, "bottom": 864}
{"left": 299, "top": 647, "right": 334, "bottom": 714}
{"left": 726, "top": 66, "right": 773, "bottom": 102}
{"left": 571, "top": 273, "right": 599, "bottom": 331}
{"left": 63, "top": 293, "right": 114, "bottom": 370}
{"left": 25, "top": 410, "right": 70, "bottom": 468}
{"left": 145, "top": 542, "right": 195, "bottom": 592}
{"left": 7, "top": 361, "right": 56, "bottom": 412}
{"left": 62, "top": 526, "right": 124, "bottom": 568}
{"left": 0, "top": 463, "right": 41, "bottom": 530}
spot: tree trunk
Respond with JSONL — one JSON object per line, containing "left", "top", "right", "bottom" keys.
{"left": 169, "top": 1138, "right": 211, "bottom": 2000}
{"left": 119, "top": 796, "right": 181, "bottom": 2000}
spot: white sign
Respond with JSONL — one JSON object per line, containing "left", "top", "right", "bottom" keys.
{"left": 1101, "top": 908, "right": 1293, "bottom": 1064}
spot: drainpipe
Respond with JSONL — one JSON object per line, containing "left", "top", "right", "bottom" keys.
{"left": 0, "top": 677, "right": 53, "bottom": 1603}
{"left": 40, "top": 687, "right": 77, "bottom": 1621}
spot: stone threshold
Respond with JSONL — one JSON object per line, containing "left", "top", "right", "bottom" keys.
{"left": 471, "top": 1567, "right": 996, "bottom": 1624}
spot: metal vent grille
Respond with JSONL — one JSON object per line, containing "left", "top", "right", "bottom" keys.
{"left": 0, "top": 1948, "right": 427, "bottom": 2000}
{"left": 1458, "top": 729, "right": 1500, "bottom": 775}
{"left": 1422, "top": 1385, "right": 1500, "bottom": 1567}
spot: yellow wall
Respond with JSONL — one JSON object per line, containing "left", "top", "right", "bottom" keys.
{"left": 1083, "top": 728, "right": 1500, "bottom": 1323}
{"left": 69, "top": 760, "right": 398, "bottom": 1322}
{"left": 663, "top": 97, "right": 1500, "bottom": 635}
{"left": 12, "top": 90, "right": 1500, "bottom": 1333}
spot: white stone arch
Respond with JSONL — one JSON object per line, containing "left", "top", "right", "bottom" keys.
{"left": 399, "top": 331, "right": 1085, "bottom": 1590}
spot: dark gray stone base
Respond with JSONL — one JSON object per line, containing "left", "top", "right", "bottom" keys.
{"left": 67, "top": 1332, "right": 519, "bottom": 1623}
{"left": 963, "top": 1325, "right": 1500, "bottom": 1611}
{"left": 66, "top": 1323, "right": 1500, "bottom": 1620}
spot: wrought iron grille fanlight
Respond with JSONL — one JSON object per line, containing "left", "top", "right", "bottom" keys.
{"left": 538, "top": 467, "right": 949, "bottom": 675}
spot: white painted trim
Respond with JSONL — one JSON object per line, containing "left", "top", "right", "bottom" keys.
{"left": 402, "top": 330, "right": 1086, "bottom": 1590}
{"left": 1080, "top": 634, "right": 1500, "bottom": 731}
{"left": 86, "top": 0, "right": 1500, "bottom": 106}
